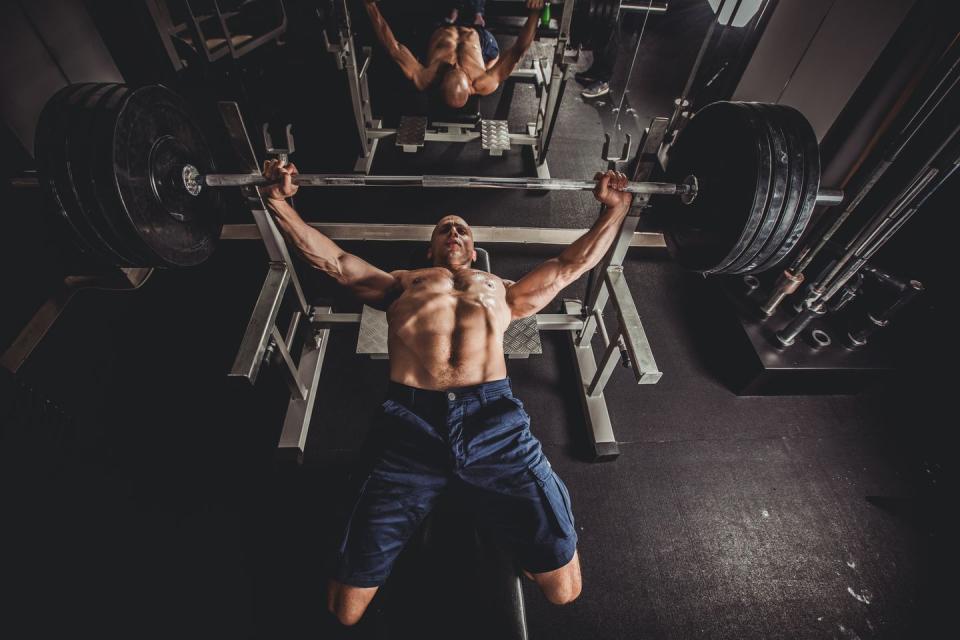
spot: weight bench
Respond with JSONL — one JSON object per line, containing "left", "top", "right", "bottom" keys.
{"left": 394, "top": 98, "right": 517, "bottom": 158}
{"left": 372, "top": 491, "right": 528, "bottom": 640}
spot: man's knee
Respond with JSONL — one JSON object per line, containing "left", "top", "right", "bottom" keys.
{"left": 327, "top": 580, "right": 378, "bottom": 626}
{"left": 329, "top": 601, "right": 364, "bottom": 627}
{"left": 543, "top": 575, "right": 582, "bottom": 605}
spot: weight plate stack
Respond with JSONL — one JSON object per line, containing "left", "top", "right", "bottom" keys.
{"left": 724, "top": 102, "right": 789, "bottom": 274}
{"left": 69, "top": 83, "right": 150, "bottom": 266}
{"left": 753, "top": 104, "right": 820, "bottom": 272}
{"left": 663, "top": 101, "right": 773, "bottom": 274}
{"left": 35, "top": 83, "right": 223, "bottom": 268}
{"left": 730, "top": 103, "right": 805, "bottom": 274}
{"left": 111, "top": 85, "right": 222, "bottom": 267}
{"left": 35, "top": 83, "right": 120, "bottom": 264}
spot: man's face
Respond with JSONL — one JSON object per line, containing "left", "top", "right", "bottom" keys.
{"left": 428, "top": 215, "right": 476, "bottom": 269}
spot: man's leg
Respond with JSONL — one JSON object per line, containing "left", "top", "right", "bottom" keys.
{"left": 576, "top": 21, "right": 620, "bottom": 97}
{"left": 327, "top": 582, "right": 379, "bottom": 627}
{"left": 525, "top": 550, "right": 582, "bottom": 605}
{"left": 455, "top": 389, "right": 581, "bottom": 605}
{"left": 329, "top": 400, "right": 451, "bottom": 626}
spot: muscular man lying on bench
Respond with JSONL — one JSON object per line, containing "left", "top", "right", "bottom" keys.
{"left": 262, "top": 160, "right": 632, "bottom": 626}
{"left": 363, "top": 0, "right": 545, "bottom": 109}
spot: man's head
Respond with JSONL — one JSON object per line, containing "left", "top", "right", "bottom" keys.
{"left": 437, "top": 65, "right": 471, "bottom": 109}
{"left": 427, "top": 215, "right": 476, "bottom": 270}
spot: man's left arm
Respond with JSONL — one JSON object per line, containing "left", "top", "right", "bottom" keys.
{"left": 506, "top": 171, "right": 632, "bottom": 319}
{"left": 474, "top": 0, "right": 544, "bottom": 94}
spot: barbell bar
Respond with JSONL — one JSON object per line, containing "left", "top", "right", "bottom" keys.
{"left": 196, "top": 170, "right": 691, "bottom": 195}
{"left": 193, "top": 169, "right": 843, "bottom": 204}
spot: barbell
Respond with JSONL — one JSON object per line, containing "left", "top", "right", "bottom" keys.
{"left": 32, "top": 83, "right": 841, "bottom": 275}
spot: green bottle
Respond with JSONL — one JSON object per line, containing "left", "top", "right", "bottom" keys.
{"left": 541, "top": 2, "right": 551, "bottom": 27}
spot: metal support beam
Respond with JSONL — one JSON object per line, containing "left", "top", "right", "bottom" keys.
{"left": 277, "top": 307, "right": 332, "bottom": 459}
{"left": 222, "top": 223, "right": 667, "bottom": 248}
{"left": 270, "top": 326, "right": 308, "bottom": 401}
{"left": 580, "top": 116, "right": 669, "bottom": 345}
{"left": 217, "top": 101, "right": 308, "bottom": 314}
{"left": 563, "top": 299, "right": 619, "bottom": 461}
{"left": 229, "top": 264, "right": 289, "bottom": 384}
{"left": 605, "top": 266, "right": 662, "bottom": 384}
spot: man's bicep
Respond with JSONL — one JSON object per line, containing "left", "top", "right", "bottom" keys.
{"left": 339, "top": 255, "right": 402, "bottom": 305}
{"left": 484, "top": 52, "right": 522, "bottom": 86}
{"left": 506, "top": 259, "right": 574, "bottom": 319}
{"left": 392, "top": 44, "right": 429, "bottom": 85}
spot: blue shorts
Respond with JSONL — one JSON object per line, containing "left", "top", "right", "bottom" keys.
{"left": 335, "top": 378, "right": 578, "bottom": 587}
{"left": 475, "top": 26, "right": 500, "bottom": 64}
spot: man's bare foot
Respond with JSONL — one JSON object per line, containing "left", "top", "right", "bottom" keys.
{"left": 473, "top": 13, "right": 485, "bottom": 27}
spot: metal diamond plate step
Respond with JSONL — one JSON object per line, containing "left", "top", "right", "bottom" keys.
{"left": 481, "top": 119, "right": 510, "bottom": 155}
{"left": 357, "top": 306, "right": 541, "bottom": 357}
{"left": 396, "top": 116, "right": 427, "bottom": 152}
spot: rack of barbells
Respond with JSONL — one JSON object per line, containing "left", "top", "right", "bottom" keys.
{"left": 6, "top": 81, "right": 844, "bottom": 461}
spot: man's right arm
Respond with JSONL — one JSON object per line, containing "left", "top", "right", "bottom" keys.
{"left": 474, "top": 0, "right": 544, "bottom": 94}
{"left": 364, "top": 0, "right": 438, "bottom": 90}
{"left": 264, "top": 161, "right": 401, "bottom": 310}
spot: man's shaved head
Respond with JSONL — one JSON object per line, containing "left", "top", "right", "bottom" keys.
{"left": 440, "top": 67, "right": 471, "bottom": 109}
{"left": 427, "top": 215, "right": 476, "bottom": 270}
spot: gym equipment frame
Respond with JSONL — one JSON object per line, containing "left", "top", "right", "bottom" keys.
{"left": 221, "top": 102, "right": 663, "bottom": 463}
{"left": 323, "top": 0, "right": 579, "bottom": 176}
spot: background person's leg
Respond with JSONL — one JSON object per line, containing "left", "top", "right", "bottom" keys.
{"left": 576, "top": 22, "right": 620, "bottom": 97}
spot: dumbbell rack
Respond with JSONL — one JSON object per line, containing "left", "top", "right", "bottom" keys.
{"left": 219, "top": 103, "right": 666, "bottom": 463}
{"left": 324, "top": 0, "right": 577, "bottom": 176}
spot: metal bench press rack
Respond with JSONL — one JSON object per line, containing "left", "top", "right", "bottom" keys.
{"left": 324, "top": 0, "right": 576, "bottom": 176}
{"left": 221, "top": 100, "right": 664, "bottom": 463}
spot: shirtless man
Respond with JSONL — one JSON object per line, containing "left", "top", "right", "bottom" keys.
{"left": 363, "top": 0, "right": 545, "bottom": 109}
{"left": 262, "top": 160, "right": 632, "bottom": 626}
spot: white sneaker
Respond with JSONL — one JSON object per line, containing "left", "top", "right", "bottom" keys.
{"left": 581, "top": 81, "right": 610, "bottom": 99}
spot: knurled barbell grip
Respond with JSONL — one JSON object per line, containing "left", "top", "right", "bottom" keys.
{"left": 199, "top": 172, "right": 845, "bottom": 204}
{"left": 200, "top": 172, "right": 692, "bottom": 195}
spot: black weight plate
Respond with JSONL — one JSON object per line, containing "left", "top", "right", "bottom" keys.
{"left": 726, "top": 102, "right": 790, "bottom": 274}
{"left": 734, "top": 103, "right": 805, "bottom": 273}
{"left": 62, "top": 84, "right": 141, "bottom": 265}
{"left": 35, "top": 83, "right": 120, "bottom": 263}
{"left": 754, "top": 104, "right": 820, "bottom": 272}
{"left": 663, "top": 101, "right": 773, "bottom": 274}
{"left": 88, "top": 84, "right": 167, "bottom": 266}
{"left": 111, "top": 85, "right": 221, "bottom": 267}
{"left": 67, "top": 83, "right": 148, "bottom": 265}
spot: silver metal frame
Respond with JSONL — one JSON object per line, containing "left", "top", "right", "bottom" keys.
{"left": 325, "top": 0, "right": 576, "bottom": 175}
{"left": 222, "top": 222, "right": 666, "bottom": 247}
{"left": 219, "top": 114, "right": 666, "bottom": 464}
{"left": 569, "top": 117, "right": 669, "bottom": 460}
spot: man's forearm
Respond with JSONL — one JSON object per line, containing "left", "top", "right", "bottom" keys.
{"left": 365, "top": 2, "right": 403, "bottom": 62}
{"left": 558, "top": 203, "right": 632, "bottom": 273}
{"left": 512, "top": 9, "right": 540, "bottom": 55}
{"left": 267, "top": 199, "right": 344, "bottom": 271}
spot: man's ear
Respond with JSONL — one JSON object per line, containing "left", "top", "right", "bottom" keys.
{"left": 426, "top": 247, "right": 433, "bottom": 259}
{"left": 471, "top": 249, "right": 477, "bottom": 262}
